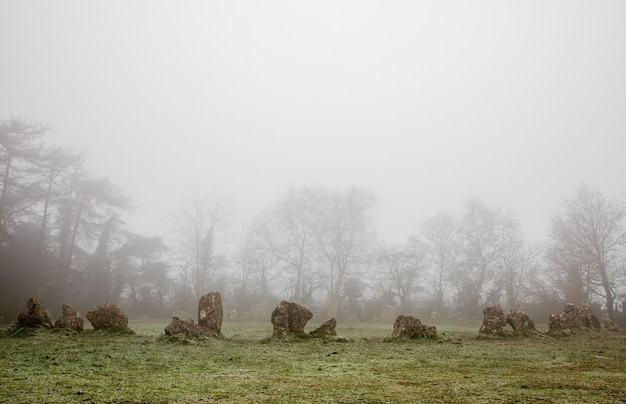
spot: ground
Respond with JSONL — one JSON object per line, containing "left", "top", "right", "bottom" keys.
{"left": 1, "top": 320, "right": 625, "bottom": 403}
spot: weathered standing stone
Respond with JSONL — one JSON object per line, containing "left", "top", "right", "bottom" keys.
{"left": 17, "top": 297, "right": 53, "bottom": 328}
{"left": 287, "top": 302, "right": 313, "bottom": 333}
{"left": 479, "top": 305, "right": 507, "bottom": 334}
{"left": 548, "top": 302, "right": 601, "bottom": 334}
{"left": 271, "top": 302, "right": 290, "bottom": 336}
{"left": 87, "top": 303, "right": 130, "bottom": 332}
{"left": 310, "top": 317, "right": 337, "bottom": 337}
{"left": 391, "top": 315, "right": 438, "bottom": 339}
{"left": 271, "top": 300, "right": 313, "bottom": 337}
{"left": 54, "top": 304, "right": 84, "bottom": 331}
{"left": 165, "top": 316, "right": 216, "bottom": 338}
{"left": 506, "top": 309, "right": 535, "bottom": 331}
{"left": 198, "top": 292, "right": 223, "bottom": 334}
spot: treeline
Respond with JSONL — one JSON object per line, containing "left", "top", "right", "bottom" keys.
{"left": 0, "top": 117, "right": 167, "bottom": 319}
{"left": 231, "top": 185, "right": 626, "bottom": 325}
{"left": 1, "top": 117, "right": 625, "bottom": 325}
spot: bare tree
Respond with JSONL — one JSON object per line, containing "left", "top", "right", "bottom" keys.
{"left": 547, "top": 184, "right": 626, "bottom": 321}
{"left": 495, "top": 242, "right": 541, "bottom": 310}
{"left": 421, "top": 213, "right": 461, "bottom": 313}
{"left": 261, "top": 186, "right": 323, "bottom": 302}
{"left": 455, "top": 199, "right": 520, "bottom": 317}
{"left": 232, "top": 219, "right": 281, "bottom": 311}
{"left": 317, "top": 187, "right": 377, "bottom": 317}
{"left": 173, "top": 193, "right": 231, "bottom": 302}
{"left": 377, "top": 237, "right": 425, "bottom": 313}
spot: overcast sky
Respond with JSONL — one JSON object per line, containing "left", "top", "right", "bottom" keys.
{"left": 1, "top": 1, "right": 625, "bottom": 243}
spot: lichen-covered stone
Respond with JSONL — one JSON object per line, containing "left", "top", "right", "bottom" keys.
{"left": 392, "top": 315, "right": 437, "bottom": 339}
{"left": 17, "top": 297, "right": 53, "bottom": 328}
{"left": 87, "top": 303, "right": 131, "bottom": 332}
{"left": 54, "top": 304, "right": 84, "bottom": 332}
{"left": 506, "top": 309, "right": 535, "bottom": 331}
{"left": 271, "top": 300, "right": 313, "bottom": 337}
{"left": 165, "top": 316, "right": 217, "bottom": 338}
{"left": 271, "top": 302, "right": 290, "bottom": 336}
{"left": 198, "top": 292, "right": 223, "bottom": 334}
{"left": 310, "top": 317, "right": 337, "bottom": 337}
{"left": 548, "top": 302, "right": 601, "bottom": 334}
{"left": 479, "top": 305, "right": 507, "bottom": 334}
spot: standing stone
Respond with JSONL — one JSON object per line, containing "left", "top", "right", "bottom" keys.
{"left": 54, "top": 304, "right": 84, "bottom": 332}
{"left": 17, "top": 297, "right": 53, "bottom": 328}
{"left": 548, "top": 302, "right": 601, "bottom": 334}
{"left": 310, "top": 317, "right": 337, "bottom": 337}
{"left": 391, "top": 315, "right": 438, "bottom": 339}
{"left": 271, "top": 301, "right": 290, "bottom": 336}
{"left": 198, "top": 292, "right": 223, "bottom": 334}
{"left": 479, "top": 305, "right": 507, "bottom": 334}
{"left": 506, "top": 309, "right": 535, "bottom": 331}
{"left": 271, "top": 300, "right": 313, "bottom": 336}
{"left": 87, "top": 303, "right": 131, "bottom": 332}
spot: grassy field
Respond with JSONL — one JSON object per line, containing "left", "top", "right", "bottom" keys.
{"left": 1, "top": 320, "right": 625, "bottom": 403}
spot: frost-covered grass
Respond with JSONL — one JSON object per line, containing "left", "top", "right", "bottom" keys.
{"left": 1, "top": 321, "right": 625, "bottom": 403}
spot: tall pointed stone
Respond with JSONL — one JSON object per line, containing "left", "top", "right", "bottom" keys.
{"left": 198, "top": 292, "right": 223, "bottom": 334}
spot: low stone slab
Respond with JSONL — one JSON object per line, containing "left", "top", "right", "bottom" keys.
{"left": 310, "top": 317, "right": 337, "bottom": 337}
{"left": 165, "top": 316, "right": 217, "bottom": 338}
{"left": 392, "top": 315, "right": 437, "bottom": 339}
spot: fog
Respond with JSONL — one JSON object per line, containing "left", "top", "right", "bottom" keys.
{"left": 2, "top": 0, "right": 625, "bottom": 243}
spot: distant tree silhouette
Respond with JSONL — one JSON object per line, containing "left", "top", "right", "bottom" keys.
{"left": 547, "top": 184, "right": 626, "bottom": 321}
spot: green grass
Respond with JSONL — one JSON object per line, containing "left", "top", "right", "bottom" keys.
{"left": 1, "top": 320, "right": 625, "bottom": 403}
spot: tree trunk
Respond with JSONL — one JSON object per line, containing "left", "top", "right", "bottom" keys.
{"left": 327, "top": 294, "right": 339, "bottom": 318}
{"left": 599, "top": 261, "right": 615, "bottom": 321}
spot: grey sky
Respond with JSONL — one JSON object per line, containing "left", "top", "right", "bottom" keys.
{"left": 1, "top": 1, "right": 625, "bottom": 243}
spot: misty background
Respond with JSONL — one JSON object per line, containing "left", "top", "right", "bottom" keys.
{"left": 1, "top": 1, "right": 625, "bottom": 324}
